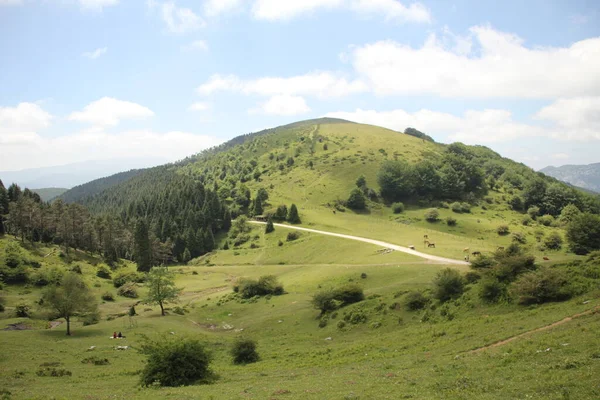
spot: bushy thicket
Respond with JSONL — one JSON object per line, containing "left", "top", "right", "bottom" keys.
{"left": 432, "top": 269, "right": 465, "bottom": 302}
{"left": 233, "top": 275, "right": 284, "bottom": 299}
{"left": 312, "top": 284, "right": 364, "bottom": 315}
{"left": 403, "top": 291, "right": 429, "bottom": 310}
{"left": 510, "top": 268, "right": 572, "bottom": 305}
{"left": 140, "top": 336, "right": 214, "bottom": 387}
{"left": 231, "top": 339, "right": 259, "bottom": 365}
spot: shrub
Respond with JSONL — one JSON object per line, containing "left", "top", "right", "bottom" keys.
{"left": 360, "top": 272, "right": 367, "bottom": 279}
{"left": 538, "top": 214, "right": 555, "bottom": 226}
{"left": 81, "top": 356, "right": 110, "bottom": 365}
{"left": 36, "top": 368, "right": 72, "bottom": 377}
{"left": 235, "top": 275, "right": 284, "bottom": 299}
{"left": 129, "top": 305, "right": 137, "bottom": 316}
{"left": 391, "top": 202, "right": 404, "bottom": 214}
{"left": 140, "top": 336, "right": 214, "bottom": 387}
{"left": 277, "top": 240, "right": 283, "bottom": 247}
{"left": 521, "top": 215, "right": 533, "bottom": 226}
{"left": 231, "top": 339, "right": 259, "bottom": 365}
{"left": 286, "top": 232, "right": 299, "bottom": 241}
{"left": 446, "top": 217, "right": 457, "bottom": 226}
{"left": 312, "top": 284, "right": 364, "bottom": 314}
{"left": 424, "top": 208, "right": 439, "bottom": 222}
{"left": 496, "top": 225, "right": 510, "bottom": 235}
{"left": 82, "top": 310, "right": 101, "bottom": 326}
{"left": 527, "top": 206, "right": 540, "bottom": 219}
{"left": 334, "top": 284, "right": 365, "bottom": 305}
{"left": 509, "top": 196, "right": 524, "bottom": 211}
{"left": 113, "top": 271, "right": 145, "bottom": 288}
{"left": 96, "top": 267, "right": 111, "bottom": 279}
{"left": 464, "top": 271, "right": 481, "bottom": 284}
{"left": 544, "top": 232, "right": 563, "bottom": 250}
{"left": 0, "top": 265, "right": 29, "bottom": 284}
{"left": 403, "top": 291, "right": 429, "bottom": 311}
{"left": 450, "top": 202, "right": 470, "bottom": 213}
{"left": 15, "top": 304, "right": 30, "bottom": 318}
{"left": 346, "top": 188, "right": 367, "bottom": 210}
{"left": 432, "top": 268, "right": 465, "bottom": 302}
{"left": 512, "top": 232, "right": 527, "bottom": 244}
{"left": 71, "top": 265, "right": 82, "bottom": 274}
{"left": 117, "top": 283, "right": 138, "bottom": 298}
{"left": 101, "top": 292, "right": 115, "bottom": 301}
{"left": 534, "top": 229, "right": 545, "bottom": 242}
{"left": 510, "top": 268, "right": 572, "bottom": 305}
{"left": 479, "top": 278, "right": 506, "bottom": 303}
{"left": 30, "top": 269, "right": 63, "bottom": 287}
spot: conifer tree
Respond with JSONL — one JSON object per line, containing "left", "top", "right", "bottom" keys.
{"left": 134, "top": 219, "right": 152, "bottom": 272}
{"left": 265, "top": 216, "right": 274, "bottom": 233}
{"left": 204, "top": 229, "right": 215, "bottom": 252}
{"left": 287, "top": 204, "right": 301, "bottom": 224}
{"left": 253, "top": 197, "right": 263, "bottom": 216}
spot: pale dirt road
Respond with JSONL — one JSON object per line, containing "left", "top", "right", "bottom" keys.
{"left": 249, "top": 221, "right": 469, "bottom": 266}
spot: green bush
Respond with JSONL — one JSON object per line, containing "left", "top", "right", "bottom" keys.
{"left": 96, "top": 267, "right": 111, "bottom": 279}
{"left": 544, "top": 232, "right": 563, "bottom": 250}
{"left": 15, "top": 304, "right": 30, "bottom": 318}
{"left": 101, "top": 292, "right": 115, "bottom": 301}
{"left": 446, "top": 216, "right": 457, "bottom": 226}
{"left": 464, "top": 271, "right": 481, "bottom": 284}
{"left": 470, "top": 255, "right": 495, "bottom": 269}
{"left": 235, "top": 275, "right": 284, "bottom": 299}
{"left": 424, "top": 208, "right": 440, "bottom": 222}
{"left": 82, "top": 310, "right": 101, "bottom": 326}
{"left": 286, "top": 232, "right": 299, "bottom": 241}
{"left": 391, "top": 202, "right": 404, "bottom": 214}
{"left": 510, "top": 268, "right": 572, "bottom": 305}
{"left": 527, "top": 206, "right": 540, "bottom": 219}
{"left": 451, "top": 202, "right": 470, "bottom": 213}
{"left": 112, "top": 271, "right": 145, "bottom": 288}
{"left": 311, "top": 284, "right": 364, "bottom": 314}
{"left": 479, "top": 278, "right": 506, "bottom": 303}
{"left": 521, "top": 215, "right": 533, "bottom": 226}
{"left": 140, "top": 336, "right": 214, "bottom": 387}
{"left": 403, "top": 291, "right": 429, "bottom": 311}
{"left": 346, "top": 188, "right": 367, "bottom": 210}
{"left": 538, "top": 214, "right": 555, "bottom": 226}
{"left": 71, "top": 265, "right": 82, "bottom": 274}
{"left": 496, "top": 225, "right": 510, "bottom": 235}
{"left": 0, "top": 265, "right": 29, "bottom": 284}
{"left": 117, "top": 283, "right": 138, "bottom": 298}
{"left": 512, "top": 232, "right": 527, "bottom": 244}
{"left": 29, "top": 269, "right": 63, "bottom": 287}
{"left": 231, "top": 339, "right": 259, "bottom": 365}
{"left": 432, "top": 268, "right": 465, "bottom": 302}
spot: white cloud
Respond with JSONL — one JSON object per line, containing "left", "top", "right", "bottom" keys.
{"left": 351, "top": 25, "right": 600, "bottom": 98}
{"left": 536, "top": 97, "right": 600, "bottom": 141}
{"left": 197, "top": 72, "right": 366, "bottom": 98}
{"left": 551, "top": 153, "right": 570, "bottom": 160}
{"left": 204, "top": 0, "right": 243, "bottom": 16}
{"left": 0, "top": 103, "right": 52, "bottom": 134}
{"left": 0, "top": 130, "right": 223, "bottom": 170}
{"left": 249, "top": 95, "right": 310, "bottom": 116}
{"left": 251, "top": 0, "right": 430, "bottom": 23}
{"left": 188, "top": 102, "right": 211, "bottom": 111}
{"left": 68, "top": 97, "right": 154, "bottom": 127}
{"left": 82, "top": 47, "right": 107, "bottom": 59}
{"left": 182, "top": 40, "right": 209, "bottom": 51}
{"left": 78, "top": 0, "right": 119, "bottom": 10}
{"left": 161, "top": 1, "right": 205, "bottom": 33}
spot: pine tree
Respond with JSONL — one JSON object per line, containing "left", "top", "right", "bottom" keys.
{"left": 287, "top": 204, "right": 301, "bottom": 224}
{"left": 134, "top": 219, "right": 152, "bottom": 272}
{"left": 204, "top": 229, "right": 215, "bottom": 252}
{"left": 222, "top": 209, "right": 232, "bottom": 231}
{"left": 253, "top": 197, "right": 263, "bottom": 216}
{"left": 182, "top": 248, "right": 191, "bottom": 263}
{"left": 265, "top": 216, "right": 274, "bottom": 233}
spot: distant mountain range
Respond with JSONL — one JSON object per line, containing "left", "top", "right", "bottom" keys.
{"left": 0, "top": 157, "right": 168, "bottom": 189}
{"left": 540, "top": 163, "right": 600, "bottom": 193}
{"left": 31, "top": 188, "right": 68, "bottom": 202}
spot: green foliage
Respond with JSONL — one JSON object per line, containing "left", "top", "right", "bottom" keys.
{"left": 512, "top": 232, "right": 527, "bottom": 244}
{"left": 538, "top": 214, "right": 555, "bottom": 227}
{"left": 403, "top": 291, "right": 429, "bottom": 311}
{"left": 112, "top": 271, "right": 145, "bottom": 288}
{"left": 145, "top": 267, "right": 181, "bottom": 316}
{"left": 509, "top": 196, "right": 524, "bottom": 211}
{"left": 101, "top": 292, "right": 114, "bottom": 301}
{"left": 496, "top": 225, "right": 510, "bottom": 235}
{"left": 432, "top": 268, "right": 465, "bottom": 302}
{"left": 355, "top": 175, "right": 366, "bottom": 190}
{"left": 424, "top": 208, "right": 439, "bottom": 222}
{"left": 134, "top": 219, "right": 152, "bottom": 272}
{"left": 265, "top": 217, "right": 274, "bottom": 233}
{"left": 404, "top": 127, "right": 434, "bottom": 142}
{"left": 15, "top": 303, "right": 30, "bottom": 317}
{"left": 510, "top": 268, "right": 572, "bottom": 305}
{"left": 287, "top": 204, "right": 301, "bottom": 224}
{"left": 346, "top": 188, "right": 367, "bottom": 210}
{"left": 451, "top": 202, "right": 471, "bottom": 213}
{"left": 128, "top": 305, "right": 136, "bottom": 316}
{"left": 117, "top": 282, "right": 138, "bottom": 298}
{"left": 566, "top": 213, "right": 600, "bottom": 255}
{"left": 446, "top": 216, "right": 457, "bottom": 226}
{"left": 391, "top": 202, "right": 404, "bottom": 214}
{"left": 559, "top": 203, "right": 581, "bottom": 225}
{"left": 312, "top": 284, "right": 364, "bottom": 314}
{"left": 527, "top": 206, "right": 540, "bottom": 219}
{"left": 273, "top": 205, "right": 288, "bottom": 222}
{"left": 41, "top": 273, "right": 98, "bottom": 335}
{"left": 521, "top": 215, "right": 533, "bottom": 226}
{"left": 96, "top": 267, "right": 111, "bottom": 279}
{"left": 182, "top": 248, "right": 191, "bottom": 263}
{"left": 464, "top": 271, "right": 481, "bottom": 284}
{"left": 140, "top": 336, "right": 214, "bottom": 387}
{"left": 235, "top": 275, "right": 284, "bottom": 299}
{"left": 286, "top": 231, "right": 299, "bottom": 241}
{"left": 377, "top": 160, "right": 415, "bottom": 201}
{"left": 544, "top": 232, "right": 563, "bottom": 250}
{"left": 231, "top": 339, "right": 260, "bottom": 365}
{"left": 479, "top": 278, "right": 507, "bottom": 303}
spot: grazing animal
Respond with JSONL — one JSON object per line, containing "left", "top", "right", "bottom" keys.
{"left": 463, "top": 247, "right": 470, "bottom": 253}
{"left": 472, "top": 251, "right": 481, "bottom": 256}
{"left": 497, "top": 246, "right": 505, "bottom": 251}
{"left": 428, "top": 242, "right": 436, "bottom": 248}
{"left": 409, "top": 245, "right": 415, "bottom": 250}
{"left": 543, "top": 256, "right": 550, "bottom": 261}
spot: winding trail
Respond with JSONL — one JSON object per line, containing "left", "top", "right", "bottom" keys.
{"left": 249, "top": 221, "right": 469, "bottom": 266}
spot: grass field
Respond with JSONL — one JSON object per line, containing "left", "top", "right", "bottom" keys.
{"left": 1, "top": 234, "right": 599, "bottom": 399}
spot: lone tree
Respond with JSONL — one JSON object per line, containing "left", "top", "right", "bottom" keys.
{"left": 145, "top": 267, "right": 181, "bottom": 316}
{"left": 265, "top": 216, "right": 275, "bottom": 233}
{"left": 346, "top": 188, "right": 367, "bottom": 210}
{"left": 42, "top": 273, "right": 98, "bottom": 336}
{"left": 287, "top": 204, "right": 301, "bottom": 224}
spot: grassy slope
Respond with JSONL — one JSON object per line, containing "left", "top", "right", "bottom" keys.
{"left": 1, "top": 237, "right": 599, "bottom": 399}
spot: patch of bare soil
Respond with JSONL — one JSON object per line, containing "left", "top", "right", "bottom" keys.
{"left": 469, "top": 305, "right": 600, "bottom": 354}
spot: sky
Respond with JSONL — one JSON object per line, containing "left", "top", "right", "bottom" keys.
{"left": 1, "top": 0, "right": 599, "bottom": 172}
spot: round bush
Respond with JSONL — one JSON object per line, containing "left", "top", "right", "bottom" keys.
{"left": 510, "top": 268, "right": 572, "bottom": 305}
{"left": 446, "top": 216, "right": 457, "bottom": 226}
{"left": 432, "top": 268, "right": 465, "bottom": 302}
{"left": 544, "top": 232, "right": 563, "bottom": 250}
{"left": 391, "top": 202, "right": 404, "bottom": 214}
{"left": 101, "top": 292, "right": 115, "bottom": 301}
{"left": 231, "top": 339, "right": 259, "bottom": 365}
{"left": 479, "top": 278, "right": 506, "bottom": 303}
{"left": 140, "top": 337, "right": 213, "bottom": 387}
{"left": 496, "top": 225, "right": 510, "bottom": 236}
{"left": 424, "top": 208, "right": 440, "bottom": 223}
{"left": 538, "top": 214, "right": 555, "bottom": 227}
{"left": 96, "top": 267, "right": 111, "bottom": 280}
{"left": 117, "top": 283, "right": 138, "bottom": 298}
{"left": 403, "top": 291, "right": 429, "bottom": 311}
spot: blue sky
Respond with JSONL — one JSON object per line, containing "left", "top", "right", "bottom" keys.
{"left": 1, "top": 0, "right": 599, "bottom": 171}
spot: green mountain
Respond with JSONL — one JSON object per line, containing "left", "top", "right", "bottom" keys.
{"left": 541, "top": 163, "right": 600, "bottom": 193}
{"left": 57, "top": 168, "right": 146, "bottom": 203}
{"left": 31, "top": 187, "right": 68, "bottom": 202}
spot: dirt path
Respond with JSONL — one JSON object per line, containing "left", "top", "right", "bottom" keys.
{"left": 249, "top": 221, "right": 469, "bottom": 265}
{"left": 468, "top": 305, "right": 600, "bottom": 354}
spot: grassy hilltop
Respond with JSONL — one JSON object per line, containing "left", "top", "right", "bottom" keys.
{"left": 1, "top": 118, "right": 600, "bottom": 399}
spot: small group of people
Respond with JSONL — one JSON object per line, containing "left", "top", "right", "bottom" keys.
{"left": 112, "top": 331, "right": 124, "bottom": 339}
